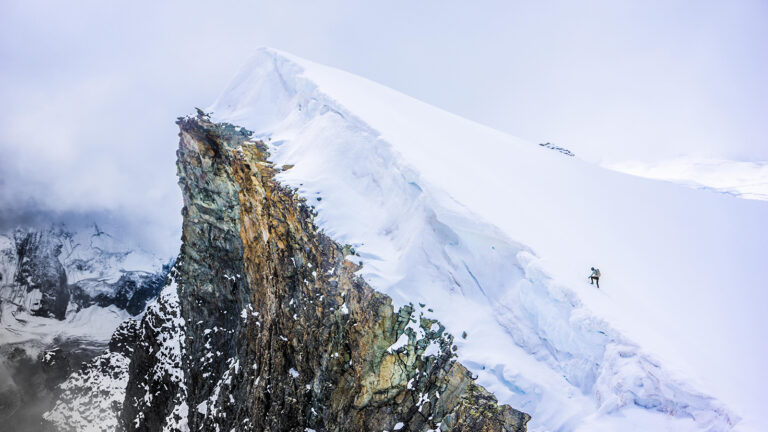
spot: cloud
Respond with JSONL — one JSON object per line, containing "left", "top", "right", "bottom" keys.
{"left": 1, "top": 0, "right": 766, "bottom": 258}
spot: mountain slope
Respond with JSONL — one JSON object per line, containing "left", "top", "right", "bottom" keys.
{"left": 0, "top": 225, "right": 169, "bottom": 347}
{"left": 605, "top": 157, "right": 768, "bottom": 202}
{"left": 46, "top": 115, "right": 530, "bottom": 431}
{"left": 0, "top": 224, "right": 170, "bottom": 430}
{"left": 207, "top": 48, "right": 768, "bottom": 431}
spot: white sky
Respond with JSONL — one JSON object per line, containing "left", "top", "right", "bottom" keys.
{"left": 1, "top": 0, "right": 767, "bottom": 254}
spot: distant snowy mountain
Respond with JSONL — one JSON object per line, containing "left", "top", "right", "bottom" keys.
{"left": 0, "top": 222, "right": 171, "bottom": 430}
{"left": 0, "top": 224, "right": 170, "bottom": 346}
{"left": 205, "top": 48, "right": 768, "bottom": 432}
{"left": 605, "top": 157, "right": 768, "bottom": 202}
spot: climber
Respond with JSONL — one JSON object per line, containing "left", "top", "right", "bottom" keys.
{"left": 589, "top": 267, "right": 601, "bottom": 288}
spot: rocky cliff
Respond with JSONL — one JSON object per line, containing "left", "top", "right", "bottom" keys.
{"left": 47, "top": 112, "right": 529, "bottom": 431}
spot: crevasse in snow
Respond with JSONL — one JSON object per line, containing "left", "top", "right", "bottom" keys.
{"left": 207, "top": 48, "right": 765, "bottom": 431}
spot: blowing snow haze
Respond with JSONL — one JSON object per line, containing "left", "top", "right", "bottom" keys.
{"left": 1, "top": 2, "right": 767, "bottom": 432}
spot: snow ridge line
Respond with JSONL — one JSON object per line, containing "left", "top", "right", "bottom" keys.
{"left": 208, "top": 48, "right": 738, "bottom": 431}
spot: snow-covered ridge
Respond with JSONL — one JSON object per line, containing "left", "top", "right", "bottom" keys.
{"left": 605, "top": 157, "right": 768, "bottom": 202}
{"left": 207, "top": 48, "right": 768, "bottom": 431}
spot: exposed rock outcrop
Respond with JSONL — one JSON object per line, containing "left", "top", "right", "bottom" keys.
{"left": 538, "top": 142, "right": 574, "bottom": 157}
{"left": 68, "top": 269, "right": 169, "bottom": 316}
{"left": 11, "top": 229, "right": 69, "bottom": 320}
{"left": 108, "top": 113, "right": 528, "bottom": 431}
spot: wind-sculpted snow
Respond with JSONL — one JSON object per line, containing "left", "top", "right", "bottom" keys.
{"left": 493, "top": 253, "right": 734, "bottom": 430}
{"left": 208, "top": 48, "right": 744, "bottom": 431}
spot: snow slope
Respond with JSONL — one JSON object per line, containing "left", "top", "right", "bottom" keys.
{"left": 605, "top": 157, "right": 768, "bottom": 202}
{"left": 209, "top": 48, "right": 768, "bottom": 432}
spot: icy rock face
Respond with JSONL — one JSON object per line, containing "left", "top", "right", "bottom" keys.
{"left": 69, "top": 270, "right": 168, "bottom": 316}
{"left": 0, "top": 225, "right": 170, "bottom": 323}
{"left": 121, "top": 281, "right": 188, "bottom": 431}
{"left": 109, "top": 114, "right": 529, "bottom": 431}
{"left": 8, "top": 229, "right": 69, "bottom": 319}
{"left": 44, "top": 285, "right": 188, "bottom": 432}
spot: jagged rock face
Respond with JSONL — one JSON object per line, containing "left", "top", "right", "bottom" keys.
{"left": 118, "top": 114, "right": 529, "bottom": 431}
{"left": 12, "top": 229, "right": 69, "bottom": 319}
{"left": 44, "top": 288, "right": 189, "bottom": 432}
{"left": 69, "top": 269, "right": 169, "bottom": 315}
{"left": 0, "top": 226, "right": 170, "bottom": 321}
{"left": 44, "top": 319, "right": 141, "bottom": 431}
{"left": 0, "top": 342, "right": 106, "bottom": 432}
{"left": 121, "top": 281, "right": 188, "bottom": 431}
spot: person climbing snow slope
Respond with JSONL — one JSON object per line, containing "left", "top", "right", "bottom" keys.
{"left": 589, "top": 267, "right": 601, "bottom": 288}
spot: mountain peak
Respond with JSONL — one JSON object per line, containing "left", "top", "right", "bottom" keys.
{"left": 204, "top": 49, "right": 765, "bottom": 431}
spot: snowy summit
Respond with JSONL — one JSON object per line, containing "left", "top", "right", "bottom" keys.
{"left": 206, "top": 48, "right": 768, "bottom": 431}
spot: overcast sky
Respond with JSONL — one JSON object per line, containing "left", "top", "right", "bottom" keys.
{"left": 1, "top": 0, "right": 766, "bottom": 254}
